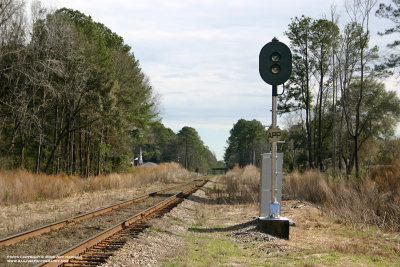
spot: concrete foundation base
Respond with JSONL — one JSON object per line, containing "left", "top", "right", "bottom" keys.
{"left": 257, "top": 217, "right": 290, "bottom": 239}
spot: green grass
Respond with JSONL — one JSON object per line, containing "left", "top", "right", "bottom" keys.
{"left": 161, "top": 235, "right": 399, "bottom": 267}
{"left": 148, "top": 227, "right": 163, "bottom": 233}
{"left": 160, "top": 217, "right": 400, "bottom": 267}
{"left": 160, "top": 234, "right": 255, "bottom": 267}
{"left": 169, "top": 216, "right": 183, "bottom": 223}
{"left": 337, "top": 225, "right": 381, "bottom": 238}
{"left": 267, "top": 250, "right": 398, "bottom": 266}
{"left": 189, "top": 218, "right": 205, "bottom": 229}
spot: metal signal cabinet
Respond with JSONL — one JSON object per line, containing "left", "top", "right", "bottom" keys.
{"left": 260, "top": 153, "right": 283, "bottom": 218}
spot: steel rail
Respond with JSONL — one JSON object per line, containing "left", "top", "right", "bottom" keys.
{"left": 37, "top": 179, "right": 207, "bottom": 267}
{"left": 0, "top": 180, "right": 197, "bottom": 247}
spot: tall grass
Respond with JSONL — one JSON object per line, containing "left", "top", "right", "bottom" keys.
{"left": 215, "top": 161, "right": 400, "bottom": 231}
{"left": 283, "top": 170, "right": 336, "bottom": 203}
{"left": 212, "top": 164, "right": 260, "bottom": 204}
{"left": 284, "top": 163, "right": 400, "bottom": 232}
{"left": 0, "top": 163, "right": 196, "bottom": 205}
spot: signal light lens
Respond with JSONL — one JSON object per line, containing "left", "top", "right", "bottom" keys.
{"left": 271, "top": 64, "right": 281, "bottom": 74}
{"left": 271, "top": 52, "right": 281, "bottom": 62}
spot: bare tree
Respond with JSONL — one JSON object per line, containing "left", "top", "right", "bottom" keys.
{"left": 0, "top": 0, "right": 29, "bottom": 167}
{"left": 330, "top": 5, "right": 340, "bottom": 175}
{"left": 338, "top": 0, "right": 377, "bottom": 177}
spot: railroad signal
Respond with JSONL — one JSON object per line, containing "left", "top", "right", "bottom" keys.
{"left": 259, "top": 37, "right": 292, "bottom": 86}
{"left": 258, "top": 38, "right": 294, "bottom": 239}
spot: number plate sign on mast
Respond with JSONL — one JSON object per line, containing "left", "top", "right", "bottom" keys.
{"left": 267, "top": 127, "right": 283, "bottom": 143}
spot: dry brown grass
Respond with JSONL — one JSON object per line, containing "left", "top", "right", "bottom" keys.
{"left": 212, "top": 164, "right": 260, "bottom": 204}
{"left": 283, "top": 170, "right": 334, "bottom": 203}
{"left": 0, "top": 163, "right": 196, "bottom": 205}
{"left": 371, "top": 159, "right": 400, "bottom": 199}
{"left": 215, "top": 161, "right": 400, "bottom": 231}
{"left": 283, "top": 166, "right": 400, "bottom": 232}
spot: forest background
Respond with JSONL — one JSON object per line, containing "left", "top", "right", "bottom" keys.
{"left": 1, "top": 0, "right": 400, "bottom": 178}
{"left": 0, "top": 1, "right": 218, "bottom": 175}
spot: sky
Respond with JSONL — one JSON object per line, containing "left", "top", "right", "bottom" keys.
{"left": 37, "top": 0, "right": 398, "bottom": 160}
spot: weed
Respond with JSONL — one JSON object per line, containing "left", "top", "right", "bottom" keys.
{"left": 2, "top": 191, "right": 9, "bottom": 203}
{"left": 148, "top": 227, "right": 162, "bottom": 233}
{"left": 169, "top": 216, "right": 183, "bottom": 223}
{"left": 189, "top": 220, "right": 204, "bottom": 229}
{"left": 35, "top": 193, "right": 45, "bottom": 202}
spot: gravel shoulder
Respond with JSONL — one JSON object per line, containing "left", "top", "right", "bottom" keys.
{"left": 101, "top": 186, "right": 209, "bottom": 266}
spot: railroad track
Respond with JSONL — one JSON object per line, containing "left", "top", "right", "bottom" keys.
{"left": 0, "top": 180, "right": 196, "bottom": 247}
{"left": 0, "top": 179, "right": 207, "bottom": 267}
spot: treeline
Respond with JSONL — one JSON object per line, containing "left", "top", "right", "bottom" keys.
{"left": 0, "top": 3, "right": 157, "bottom": 175}
{"left": 0, "top": 1, "right": 217, "bottom": 175}
{"left": 141, "top": 123, "right": 217, "bottom": 173}
{"left": 224, "top": 119, "right": 268, "bottom": 169}
{"left": 225, "top": 0, "right": 400, "bottom": 176}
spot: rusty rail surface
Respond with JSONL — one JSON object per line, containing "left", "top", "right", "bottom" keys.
{"left": 36, "top": 179, "right": 207, "bottom": 267}
{"left": 0, "top": 180, "right": 197, "bottom": 247}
